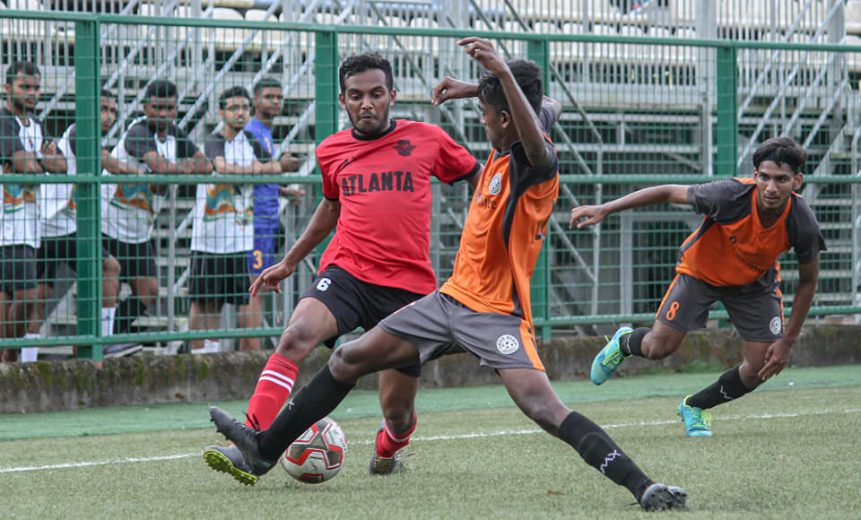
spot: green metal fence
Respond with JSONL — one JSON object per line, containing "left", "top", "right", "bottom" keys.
{"left": 0, "top": 9, "right": 859, "bottom": 360}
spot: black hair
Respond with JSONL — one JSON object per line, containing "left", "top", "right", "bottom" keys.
{"left": 5, "top": 61, "right": 41, "bottom": 85}
{"left": 752, "top": 137, "right": 807, "bottom": 174}
{"left": 252, "top": 77, "right": 282, "bottom": 96}
{"left": 144, "top": 80, "right": 178, "bottom": 101}
{"left": 219, "top": 86, "right": 252, "bottom": 109}
{"left": 477, "top": 59, "right": 543, "bottom": 115}
{"left": 101, "top": 88, "right": 115, "bottom": 100}
{"left": 338, "top": 53, "right": 394, "bottom": 92}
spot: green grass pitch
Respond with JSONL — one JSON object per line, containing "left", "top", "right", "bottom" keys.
{"left": 1, "top": 366, "right": 859, "bottom": 519}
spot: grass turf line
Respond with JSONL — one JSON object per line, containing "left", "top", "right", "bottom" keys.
{"left": 0, "top": 365, "right": 858, "bottom": 441}
{"left": 0, "top": 383, "right": 859, "bottom": 519}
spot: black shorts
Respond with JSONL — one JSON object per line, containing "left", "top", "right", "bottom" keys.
{"left": 302, "top": 264, "right": 425, "bottom": 377}
{"left": 37, "top": 232, "right": 112, "bottom": 286}
{"left": 189, "top": 251, "right": 250, "bottom": 306}
{"left": 102, "top": 234, "right": 157, "bottom": 282}
{"left": 0, "top": 245, "right": 37, "bottom": 294}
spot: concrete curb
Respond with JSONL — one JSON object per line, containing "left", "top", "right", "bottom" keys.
{"left": 1, "top": 325, "right": 859, "bottom": 413}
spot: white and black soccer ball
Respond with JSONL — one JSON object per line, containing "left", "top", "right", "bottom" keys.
{"left": 279, "top": 416, "right": 348, "bottom": 484}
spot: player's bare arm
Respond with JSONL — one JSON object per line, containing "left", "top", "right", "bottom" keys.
{"left": 758, "top": 257, "right": 819, "bottom": 381}
{"left": 432, "top": 77, "right": 479, "bottom": 105}
{"left": 39, "top": 139, "right": 67, "bottom": 173}
{"left": 181, "top": 150, "right": 214, "bottom": 175}
{"left": 142, "top": 150, "right": 187, "bottom": 175}
{"left": 211, "top": 156, "right": 255, "bottom": 175}
{"left": 278, "top": 153, "right": 301, "bottom": 172}
{"left": 569, "top": 184, "right": 690, "bottom": 228}
{"left": 460, "top": 37, "right": 549, "bottom": 166}
{"left": 249, "top": 197, "right": 341, "bottom": 296}
{"left": 101, "top": 149, "right": 143, "bottom": 175}
{"left": 12, "top": 149, "right": 43, "bottom": 173}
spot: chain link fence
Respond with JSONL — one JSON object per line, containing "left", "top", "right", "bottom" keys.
{"left": 0, "top": 1, "right": 859, "bottom": 359}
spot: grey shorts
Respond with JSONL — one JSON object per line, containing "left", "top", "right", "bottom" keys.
{"left": 378, "top": 290, "right": 545, "bottom": 371}
{"left": 656, "top": 273, "right": 784, "bottom": 342}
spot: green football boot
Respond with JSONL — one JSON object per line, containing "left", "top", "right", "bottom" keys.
{"left": 677, "top": 396, "right": 713, "bottom": 437}
{"left": 590, "top": 327, "right": 633, "bottom": 385}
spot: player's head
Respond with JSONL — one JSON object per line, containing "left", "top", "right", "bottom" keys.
{"left": 477, "top": 60, "right": 542, "bottom": 150}
{"left": 338, "top": 53, "right": 396, "bottom": 138}
{"left": 752, "top": 137, "right": 806, "bottom": 211}
{"left": 218, "top": 86, "right": 252, "bottom": 132}
{"left": 100, "top": 88, "right": 118, "bottom": 134}
{"left": 143, "top": 80, "right": 178, "bottom": 133}
{"left": 4, "top": 61, "right": 41, "bottom": 114}
{"left": 252, "top": 77, "right": 282, "bottom": 121}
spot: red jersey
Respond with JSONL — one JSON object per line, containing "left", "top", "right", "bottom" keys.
{"left": 316, "top": 120, "right": 479, "bottom": 294}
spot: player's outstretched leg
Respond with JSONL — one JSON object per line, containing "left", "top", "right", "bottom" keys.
{"left": 590, "top": 326, "right": 632, "bottom": 385}
{"left": 499, "top": 368, "right": 687, "bottom": 511}
{"left": 677, "top": 396, "right": 712, "bottom": 437}
{"left": 206, "top": 406, "right": 278, "bottom": 484}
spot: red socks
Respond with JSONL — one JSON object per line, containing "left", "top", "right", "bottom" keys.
{"left": 375, "top": 415, "right": 417, "bottom": 458}
{"left": 245, "top": 353, "right": 299, "bottom": 430}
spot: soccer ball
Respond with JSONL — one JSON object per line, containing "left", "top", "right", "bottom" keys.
{"left": 279, "top": 416, "right": 348, "bottom": 484}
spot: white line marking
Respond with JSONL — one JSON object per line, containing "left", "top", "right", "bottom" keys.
{"left": 1, "top": 408, "right": 859, "bottom": 474}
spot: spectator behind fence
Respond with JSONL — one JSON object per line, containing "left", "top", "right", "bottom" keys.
{"left": 188, "top": 86, "right": 290, "bottom": 354}
{"left": 243, "top": 77, "right": 303, "bottom": 351}
{"left": 33, "top": 89, "right": 142, "bottom": 357}
{"left": 102, "top": 80, "right": 213, "bottom": 338}
{"left": 0, "top": 61, "right": 67, "bottom": 363}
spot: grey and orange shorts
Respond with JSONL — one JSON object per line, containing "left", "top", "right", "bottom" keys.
{"left": 656, "top": 273, "right": 784, "bottom": 343}
{"left": 379, "top": 290, "right": 545, "bottom": 371}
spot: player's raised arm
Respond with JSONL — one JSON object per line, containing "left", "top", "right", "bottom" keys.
{"left": 432, "top": 76, "right": 479, "bottom": 105}
{"left": 459, "top": 37, "right": 549, "bottom": 167}
{"left": 569, "top": 184, "right": 690, "bottom": 229}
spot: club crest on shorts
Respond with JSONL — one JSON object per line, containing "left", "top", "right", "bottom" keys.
{"left": 496, "top": 334, "right": 520, "bottom": 355}
{"left": 488, "top": 173, "right": 503, "bottom": 196}
{"left": 769, "top": 316, "right": 782, "bottom": 335}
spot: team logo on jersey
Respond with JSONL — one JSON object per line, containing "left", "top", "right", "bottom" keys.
{"left": 496, "top": 334, "right": 520, "bottom": 355}
{"left": 769, "top": 316, "right": 782, "bottom": 335}
{"left": 394, "top": 139, "right": 416, "bottom": 157}
{"left": 488, "top": 173, "right": 503, "bottom": 196}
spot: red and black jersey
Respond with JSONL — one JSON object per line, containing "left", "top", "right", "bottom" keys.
{"left": 316, "top": 120, "right": 479, "bottom": 295}
{"left": 678, "top": 178, "right": 826, "bottom": 287}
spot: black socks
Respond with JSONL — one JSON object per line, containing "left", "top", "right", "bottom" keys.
{"left": 258, "top": 365, "right": 355, "bottom": 461}
{"left": 557, "top": 411, "right": 652, "bottom": 501}
{"left": 621, "top": 327, "right": 650, "bottom": 357}
{"left": 686, "top": 366, "right": 753, "bottom": 409}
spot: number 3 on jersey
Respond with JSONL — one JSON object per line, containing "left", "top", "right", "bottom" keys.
{"left": 252, "top": 249, "right": 263, "bottom": 270}
{"left": 665, "top": 301, "right": 680, "bottom": 321}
